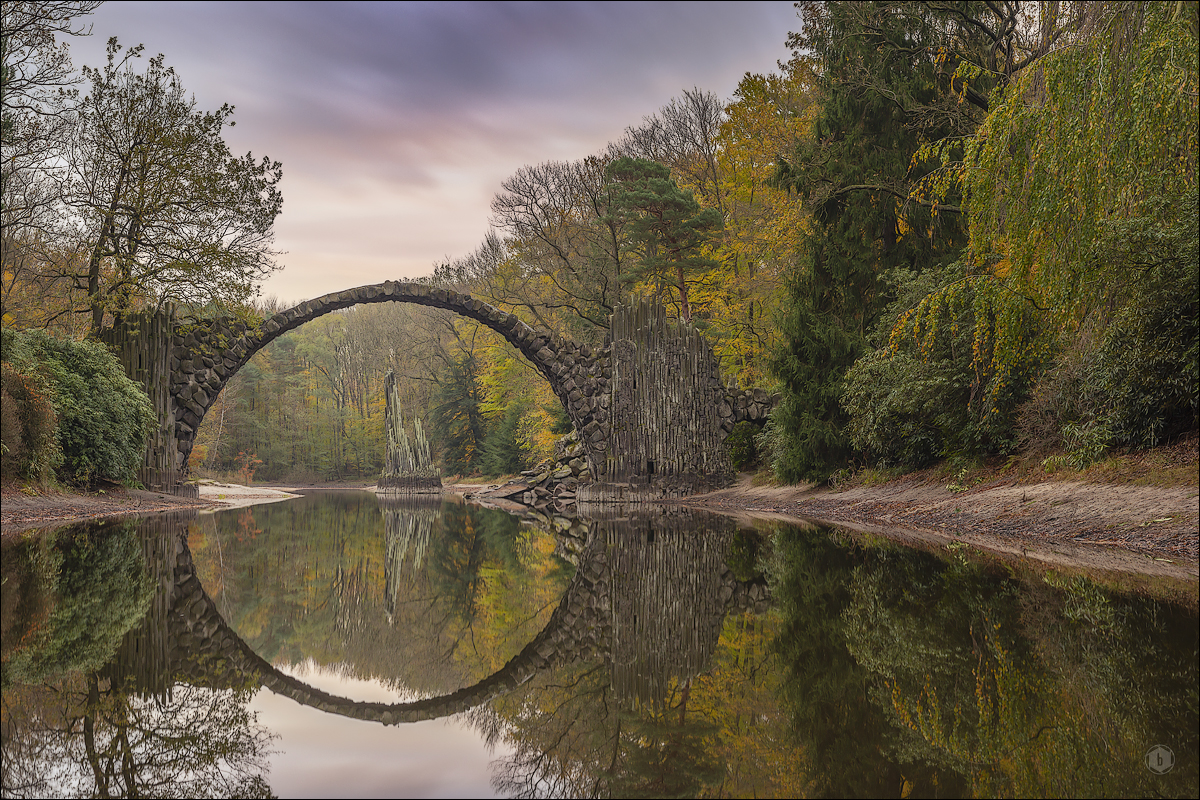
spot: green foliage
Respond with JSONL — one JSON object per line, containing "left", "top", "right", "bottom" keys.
{"left": 74, "top": 40, "right": 282, "bottom": 331}
{"left": 1016, "top": 199, "right": 1199, "bottom": 462}
{"left": 964, "top": 3, "right": 1198, "bottom": 325}
{"left": 794, "top": 2, "right": 1198, "bottom": 477}
{"left": 2, "top": 521, "right": 153, "bottom": 687}
{"left": 845, "top": 262, "right": 1041, "bottom": 467}
{"left": 544, "top": 401, "right": 573, "bottom": 435}
{"left": 2, "top": 328, "right": 152, "bottom": 484}
{"left": 766, "top": 291, "right": 861, "bottom": 483}
{"left": 0, "top": 356, "right": 60, "bottom": 480}
{"left": 609, "top": 711, "right": 724, "bottom": 799}
{"left": 724, "top": 420, "right": 759, "bottom": 472}
{"left": 844, "top": 349, "right": 962, "bottom": 467}
{"left": 895, "top": 272, "right": 1047, "bottom": 430}
{"left": 604, "top": 156, "right": 722, "bottom": 321}
{"left": 480, "top": 403, "right": 530, "bottom": 478}
{"left": 429, "top": 350, "right": 488, "bottom": 475}
{"left": 1092, "top": 216, "right": 1199, "bottom": 448}
{"left": 913, "top": 3, "right": 1200, "bottom": 464}
{"left": 768, "top": 2, "right": 969, "bottom": 482}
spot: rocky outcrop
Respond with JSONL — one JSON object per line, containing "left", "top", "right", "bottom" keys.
{"left": 378, "top": 370, "right": 441, "bottom": 493}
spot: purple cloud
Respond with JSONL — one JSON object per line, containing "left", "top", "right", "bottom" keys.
{"left": 65, "top": 1, "right": 800, "bottom": 302}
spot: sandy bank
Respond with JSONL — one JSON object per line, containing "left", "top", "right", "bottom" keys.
{"left": 675, "top": 473, "right": 1198, "bottom": 586}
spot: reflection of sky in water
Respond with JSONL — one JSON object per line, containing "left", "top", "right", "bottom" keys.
{"left": 252, "top": 660, "right": 510, "bottom": 798}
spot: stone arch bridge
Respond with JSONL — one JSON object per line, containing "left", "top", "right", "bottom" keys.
{"left": 102, "top": 283, "right": 774, "bottom": 499}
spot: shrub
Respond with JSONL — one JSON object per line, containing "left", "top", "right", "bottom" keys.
{"left": 1, "top": 361, "right": 61, "bottom": 481}
{"left": 842, "top": 263, "right": 1035, "bottom": 468}
{"left": 1016, "top": 198, "right": 1199, "bottom": 461}
{"left": 843, "top": 350, "right": 962, "bottom": 468}
{"left": 1014, "top": 322, "right": 1107, "bottom": 457}
{"left": 2, "top": 328, "right": 153, "bottom": 485}
{"left": 1094, "top": 251, "right": 1198, "bottom": 449}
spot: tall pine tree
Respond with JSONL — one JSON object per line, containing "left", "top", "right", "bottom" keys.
{"left": 604, "top": 157, "right": 722, "bottom": 322}
{"left": 768, "top": 2, "right": 971, "bottom": 482}
{"left": 429, "top": 351, "right": 488, "bottom": 476}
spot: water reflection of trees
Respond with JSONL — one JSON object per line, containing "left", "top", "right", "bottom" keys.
{"left": 483, "top": 508, "right": 806, "bottom": 799}
{"left": 769, "top": 525, "right": 1199, "bottom": 798}
{"left": 1, "top": 520, "right": 153, "bottom": 688}
{"left": 195, "top": 492, "right": 571, "bottom": 695}
{"left": 2, "top": 674, "right": 273, "bottom": 798}
{"left": 35, "top": 493, "right": 1189, "bottom": 799}
{"left": 1, "top": 514, "right": 275, "bottom": 799}
{"left": 194, "top": 496, "right": 800, "bottom": 797}
{"left": 477, "top": 515, "right": 1197, "bottom": 799}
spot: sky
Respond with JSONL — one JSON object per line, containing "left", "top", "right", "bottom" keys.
{"left": 64, "top": 1, "right": 801, "bottom": 306}
{"left": 250, "top": 660, "right": 507, "bottom": 798}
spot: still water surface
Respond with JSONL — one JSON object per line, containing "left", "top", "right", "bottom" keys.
{"left": 2, "top": 490, "right": 1196, "bottom": 798}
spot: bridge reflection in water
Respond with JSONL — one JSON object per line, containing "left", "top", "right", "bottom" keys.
{"left": 110, "top": 499, "right": 768, "bottom": 722}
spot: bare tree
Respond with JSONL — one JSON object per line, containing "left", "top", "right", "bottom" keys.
{"left": 1, "top": 674, "right": 276, "bottom": 799}
{"left": 613, "top": 88, "right": 727, "bottom": 214}
{"left": 0, "top": 0, "right": 101, "bottom": 121}
{"left": 488, "top": 155, "right": 628, "bottom": 337}
{"left": 1, "top": 1, "right": 101, "bottom": 330}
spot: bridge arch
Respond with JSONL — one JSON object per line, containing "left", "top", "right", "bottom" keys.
{"left": 106, "top": 287, "right": 774, "bottom": 498}
{"left": 165, "top": 282, "right": 612, "bottom": 479}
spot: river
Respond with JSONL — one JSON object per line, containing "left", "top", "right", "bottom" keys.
{"left": 1, "top": 490, "right": 1196, "bottom": 798}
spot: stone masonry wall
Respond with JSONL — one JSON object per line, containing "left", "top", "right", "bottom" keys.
{"left": 580, "top": 300, "right": 738, "bottom": 501}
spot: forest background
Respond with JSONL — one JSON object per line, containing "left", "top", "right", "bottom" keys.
{"left": 2, "top": 1, "right": 1196, "bottom": 487}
